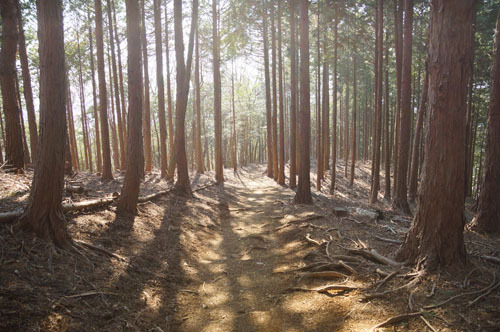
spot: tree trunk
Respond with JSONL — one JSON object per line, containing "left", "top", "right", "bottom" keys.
{"left": 316, "top": 1, "right": 322, "bottom": 189}
{"left": 350, "top": 57, "right": 357, "bottom": 187}
{"left": 294, "top": 0, "right": 312, "bottom": 204}
{"left": 106, "top": 0, "right": 125, "bottom": 171}
{"left": 112, "top": 0, "right": 127, "bottom": 147}
{"left": 117, "top": 0, "right": 144, "bottom": 214}
{"left": 470, "top": 7, "right": 500, "bottom": 233}
{"left": 88, "top": 8, "right": 103, "bottom": 173}
{"left": 271, "top": 3, "right": 278, "bottom": 181}
{"left": 165, "top": 4, "right": 175, "bottom": 164}
{"left": 95, "top": 0, "right": 113, "bottom": 180}
{"left": 19, "top": 0, "right": 71, "bottom": 247}
{"left": 392, "top": 0, "right": 403, "bottom": 195}
{"left": 212, "top": 0, "right": 223, "bottom": 184}
{"left": 408, "top": 56, "right": 429, "bottom": 203}
{"left": 263, "top": 0, "right": 273, "bottom": 178}
{"left": 289, "top": 0, "right": 297, "bottom": 188}
{"left": 16, "top": 75, "right": 31, "bottom": 165}
{"left": 77, "top": 29, "right": 93, "bottom": 172}
{"left": 66, "top": 84, "right": 79, "bottom": 171}
{"left": 370, "top": 0, "right": 383, "bottom": 203}
{"left": 330, "top": 7, "right": 338, "bottom": 194}
{"left": 140, "top": 0, "right": 152, "bottom": 173}
{"left": 195, "top": 24, "right": 204, "bottom": 174}
{"left": 277, "top": 0, "right": 285, "bottom": 185}
{"left": 384, "top": 34, "right": 391, "bottom": 200}
{"left": 16, "top": 3, "right": 38, "bottom": 162}
{"left": 173, "top": 0, "right": 198, "bottom": 194}
{"left": 153, "top": 0, "right": 168, "bottom": 177}
{"left": 396, "top": 0, "right": 475, "bottom": 269}
{"left": 0, "top": 0, "right": 24, "bottom": 171}
{"left": 392, "top": 0, "right": 412, "bottom": 214}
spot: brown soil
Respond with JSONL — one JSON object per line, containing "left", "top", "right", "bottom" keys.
{"left": 1, "top": 163, "right": 499, "bottom": 331}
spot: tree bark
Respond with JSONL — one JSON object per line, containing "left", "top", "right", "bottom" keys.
{"left": 294, "top": 0, "right": 312, "bottom": 204}
{"left": 0, "top": 0, "right": 24, "bottom": 171}
{"left": 106, "top": 0, "right": 126, "bottom": 171}
{"left": 263, "top": 0, "right": 273, "bottom": 178}
{"left": 165, "top": 4, "right": 175, "bottom": 165}
{"left": 330, "top": 7, "right": 338, "bottom": 194}
{"left": 19, "top": 0, "right": 71, "bottom": 247}
{"left": 212, "top": 0, "right": 223, "bottom": 184}
{"left": 173, "top": 0, "right": 198, "bottom": 194}
{"left": 95, "top": 0, "right": 113, "bottom": 180}
{"left": 153, "top": 0, "right": 168, "bottom": 177}
{"left": 277, "top": 0, "right": 285, "bottom": 185}
{"left": 392, "top": 0, "right": 412, "bottom": 214}
{"left": 408, "top": 56, "right": 429, "bottom": 203}
{"left": 16, "top": 2, "right": 38, "bottom": 162}
{"left": 470, "top": 7, "right": 500, "bottom": 233}
{"left": 271, "top": 3, "right": 279, "bottom": 181}
{"left": 392, "top": 0, "right": 403, "bottom": 195}
{"left": 350, "top": 57, "right": 357, "bottom": 187}
{"left": 396, "top": 0, "right": 475, "bottom": 269}
{"left": 195, "top": 24, "right": 204, "bottom": 174}
{"left": 141, "top": 0, "right": 152, "bottom": 173}
{"left": 289, "top": 0, "right": 297, "bottom": 188}
{"left": 384, "top": 33, "right": 391, "bottom": 200}
{"left": 117, "top": 0, "right": 144, "bottom": 214}
{"left": 88, "top": 8, "right": 103, "bottom": 173}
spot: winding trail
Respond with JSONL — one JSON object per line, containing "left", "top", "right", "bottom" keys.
{"left": 172, "top": 166, "right": 347, "bottom": 331}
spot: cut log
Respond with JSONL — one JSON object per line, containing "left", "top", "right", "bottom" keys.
{"left": 0, "top": 181, "right": 217, "bottom": 224}
{"left": 332, "top": 207, "right": 349, "bottom": 217}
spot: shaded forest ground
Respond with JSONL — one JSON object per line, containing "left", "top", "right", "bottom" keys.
{"left": 0, "top": 162, "right": 499, "bottom": 331}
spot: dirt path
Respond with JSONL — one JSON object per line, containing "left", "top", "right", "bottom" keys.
{"left": 172, "top": 168, "right": 346, "bottom": 332}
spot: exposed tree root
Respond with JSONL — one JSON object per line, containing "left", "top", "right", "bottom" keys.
{"left": 347, "top": 248, "right": 402, "bottom": 267}
{"left": 370, "top": 311, "right": 426, "bottom": 331}
{"left": 74, "top": 240, "right": 127, "bottom": 262}
{"left": 299, "top": 271, "right": 348, "bottom": 279}
{"left": 287, "top": 284, "right": 358, "bottom": 293}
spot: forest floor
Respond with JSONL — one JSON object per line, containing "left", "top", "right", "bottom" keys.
{"left": 1, "top": 162, "right": 499, "bottom": 332}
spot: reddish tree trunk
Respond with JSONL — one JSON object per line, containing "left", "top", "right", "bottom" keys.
{"left": 0, "top": 0, "right": 24, "bottom": 171}
{"left": 392, "top": 0, "right": 412, "bottom": 214}
{"left": 330, "top": 7, "right": 338, "bottom": 194}
{"left": 117, "top": 0, "right": 144, "bottom": 214}
{"left": 277, "top": 0, "right": 285, "bottom": 185}
{"left": 212, "top": 0, "right": 223, "bottom": 184}
{"left": 263, "top": 0, "right": 273, "bottom": 178}
{"left": 396, "top": 0, "right": 475, "bottom": 269}
{"left": 95, "top": 0, "right": 113, "bottom": 180}
{"left": 294, "top": 0, "right": 312, "bottom": 204}
{"left": 289, "top": 0, "right": 297, "bottom": 188}
{"left": 19, "top": 0, "right": 71, "bottom": 247}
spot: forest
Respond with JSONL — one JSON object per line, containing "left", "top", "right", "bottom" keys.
{"left": 0, "top": 0, "right": 499, "bottom": 331}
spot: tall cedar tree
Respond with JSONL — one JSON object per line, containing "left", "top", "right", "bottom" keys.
{"left": 173, "top": 0, "right": 198, "bottom": 194}
{"left": 263, "top": 0, "right": 273, "bottom": 178}
{"left": 384, "top": 34, "right": 391, "bottom": 200}
{"left": 271, "top": 3, "right": 279, "bottom": 181}
{"left": 330, "top": 6, "right": 338, "bottom": 194}
{"left": 154, "top": 0, "right": 168, "bottom": 177}
{"left": 195, "top": 24, "right": 204, "bottom": 173}
{"left": 19, "top": 0, "right": 71, "bottom": 247}
{"left": 105, "top": 0, "right": 125, "bottom": 170}
{"left": 0, "top": 0, "right": 24, "bottom": 171}
{"left": 289, "top": 0, "right": 297, "bottom": 188}
{"left": 165, "top": 5, "right": 175, "bottom": 171}
{"left": 392, "top": 0, "right": 413, "bottom": 214}
{"left": 141, "top": 0, "right": 152, "bottom": 172}
{"left": 212, "top": 0, "right": 223, "bottom": 183}
{"left": 370, "top": 0, "right": 383, "bottom": 203}
{"left": 408, "top": 56, "right": 429, "bottom": 202}
{"left": 470, "top": 7, "right": 500, "bottom": 233}
{"left": 95, "top": 0, "right": 113, "bottom": 180}
{"left": 117, "top": 0, "right": 144, "bottom": 213}
{"left": 392, "top": 0, "right": 403, "bottom": 195}
{"left": 350, "top": 57, "right": 357, "bottom": 186}
{"left": 294, "top": 0, "right": 312, "bottom": 204}
{"left": 277, "top": 0, "right": 285, "bottom": 185}
{"left": 88, "top": 8, "right": 103, "bottom": 173}
{"left": 16, "top": 2, "right": 38, "bottom": 161}
{"left": 396, "top": 0, "right": 475, "bottom": 269}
